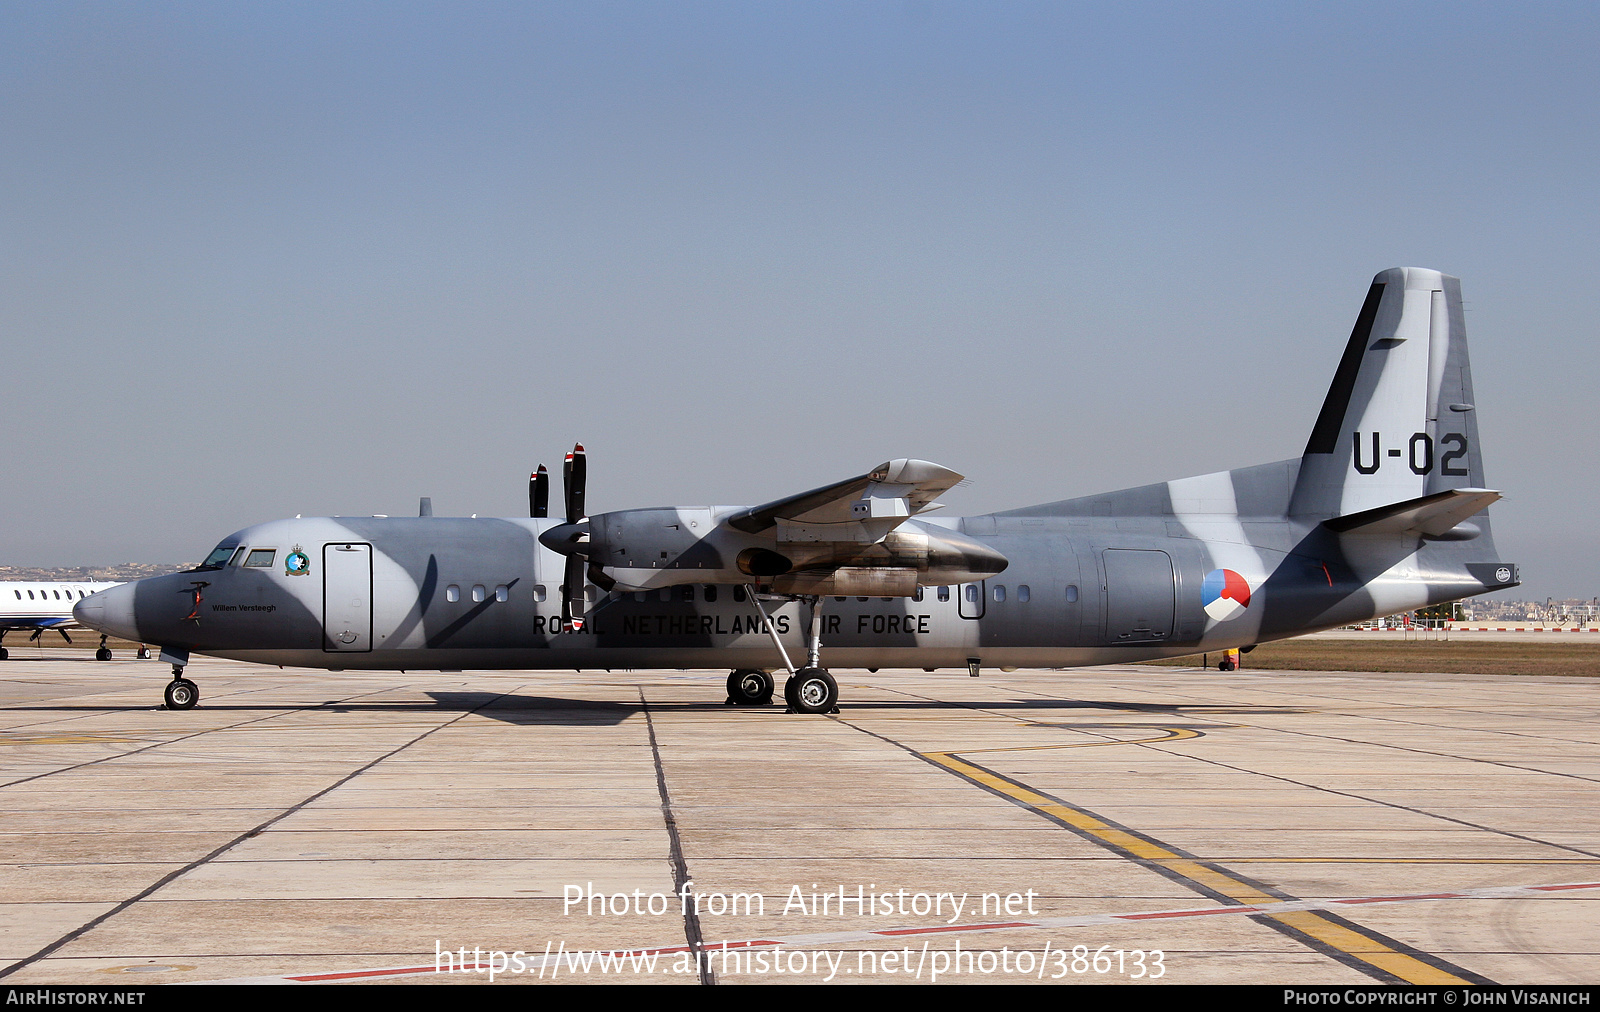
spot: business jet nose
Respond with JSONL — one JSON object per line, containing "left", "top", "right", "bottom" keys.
{"left": 74, "top": 583, "right": 140, "bottom": 642}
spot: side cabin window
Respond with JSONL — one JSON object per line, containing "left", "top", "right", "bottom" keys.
{"left": 937, "top": 586, "right": 950, "bottom": 602}
{"left": 446, "top": 585, "right": 460, "bottom": 603}
{"left": 1065, "top": 584, "right": 1079, "bottom": 603}
{"left": 495, "top": 585, "right": 509, "bottom": 602}
{"left": 704, "top": 585, "right": 718, "bottom": 603}
{"left": 471, "top": 585, "right": 486, "bottom": 603}
{"left": 1018, "top": 585, "right": 1030, "bottom": 602}
{"left": 993, "top": 585, "right": 1006, "bottom": 602}
{"left": 533, "top": 584, "right": 547, "bottom": 602}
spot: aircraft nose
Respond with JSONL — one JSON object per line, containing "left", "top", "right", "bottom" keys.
{"left": 75, "top": 583, "right": 140, "bottom": 642}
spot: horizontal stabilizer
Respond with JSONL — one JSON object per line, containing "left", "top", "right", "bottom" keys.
{"left": 1322, "top": 487, "right": 1500, "bottom": 538}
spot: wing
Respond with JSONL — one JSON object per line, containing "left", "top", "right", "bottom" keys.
{"left": 726, "top": 459, "right": 964, "bottom": 544}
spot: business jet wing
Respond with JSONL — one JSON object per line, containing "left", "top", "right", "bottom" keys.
{"left": 726, "top": 459, "right": 963, "bottom": 543}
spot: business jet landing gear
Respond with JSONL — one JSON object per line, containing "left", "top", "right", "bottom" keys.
{"left": 0, "top": 632, "right": 7, "bottom": 660}
{"left": 164, "top": 666, "right": 199, "bottom": 710}
{"left": 95, "top": 634, "right": 112, "bottom": 662}
{"left": 725, "top": 668, "right": 775, "bottom": 706}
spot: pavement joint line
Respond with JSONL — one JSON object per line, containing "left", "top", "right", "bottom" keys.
{"left": 824, "top": 704, "right": 1494, "bottom": 987}
{"left": 0, "top": 683, "right": 416, "bottom": 791}
{"left": 0, "top": 682, "right": 531, "bottom": 982}
{"left": 915, "top": 747, "right": 1495, "bottom": 986}
{"left": 948, "top": 727, "right": 1206, "bottom": 752}
{"left": 186, "top": 879, "right": 1600, "bottom": 984}
{"left": 1131, "top": 738, "right": 1600, "bottom": 862}
{"left": 637, "top": 686, "right": 715, "bottom": 986}
{"left": 1017, "top": 677, "right": 1600, "bottom": 777}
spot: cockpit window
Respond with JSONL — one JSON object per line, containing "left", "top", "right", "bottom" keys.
{"left": 244, "top": 549, "right": 276, "bottom": 568}
{"left": 195, "top": 542, "right": 240, "bottom": 571}
{"left": 229, "top": 547, "right": 248, "bottom": 567}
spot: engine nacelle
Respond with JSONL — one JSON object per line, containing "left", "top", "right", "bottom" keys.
{"left": 569, "top": 509, "right": 1006, "bottom": 595}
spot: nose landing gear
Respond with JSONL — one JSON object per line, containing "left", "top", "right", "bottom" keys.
{"left": 94, "top": 634, "right": 112, "bottom": 662}
{"left": 163, "top": 665, "right": 199, "bottom": 710}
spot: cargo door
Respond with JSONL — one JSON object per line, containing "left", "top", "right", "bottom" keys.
{"left": 1102, "top": 549, "right": 1174, "bottom": 644}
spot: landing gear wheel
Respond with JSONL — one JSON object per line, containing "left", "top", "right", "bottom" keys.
{"left": 164, "top": 678, "right": 199, "bottom": 710}
{"left": 95, "top": 648, "right": 112, "bottom": 661}
{"left": 0, "top": 647, "right": 8, "bottom": 660}
{"left": 785, "top": 667, "right": 838, "bottom": 715}
{"left": 725, "top": 668, "right": 774, "bottom": 706}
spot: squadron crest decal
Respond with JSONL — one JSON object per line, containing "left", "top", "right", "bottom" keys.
{"left": 1201, "top": 568, "right": 1251, "bottom": 621}
{"left": 285, "top": 546, "right": 311, "bottom": 577}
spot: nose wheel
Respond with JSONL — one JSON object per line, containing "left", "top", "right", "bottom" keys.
{"left": 163, "top": 666, "right": 199, "bottom": 710}
{"left": 95, "top": 634, "right": 112, "bottom": 661}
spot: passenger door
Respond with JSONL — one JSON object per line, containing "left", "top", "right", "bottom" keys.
{"left": 323, "top": 543, "right": 373, "bottom": 652}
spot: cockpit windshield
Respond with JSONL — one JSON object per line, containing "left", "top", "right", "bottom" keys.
{"left": 194, "top": 540, "right": 241, "bottom": 571}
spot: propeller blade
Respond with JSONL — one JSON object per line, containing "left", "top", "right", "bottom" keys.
{"left": 564, "top": 443, "right": 586, "bottom": 524}
{"left": 530, "top": 465, "right": 549, "bottom": 518}
{"left": 562, "top": 553, "right": 586, "bottom": 630}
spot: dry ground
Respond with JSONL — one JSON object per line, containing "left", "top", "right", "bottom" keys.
{"left": 1139, "top": 637, "right": 1600, "bottom": 678}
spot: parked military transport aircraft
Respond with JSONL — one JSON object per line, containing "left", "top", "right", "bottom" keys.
{"left": 2, "top": 581, "right": 123, "bottom": 659}
{"left": 76, "top": 268, "right": 1516, "bottom": 713}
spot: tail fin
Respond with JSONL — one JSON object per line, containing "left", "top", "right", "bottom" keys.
{"left": 1289, "top": 268, "right": 1488, "bottom": 518}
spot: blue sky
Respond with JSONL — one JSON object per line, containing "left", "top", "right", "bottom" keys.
{"left": 2, "top": 2, "right": 1596, "bottom": 599}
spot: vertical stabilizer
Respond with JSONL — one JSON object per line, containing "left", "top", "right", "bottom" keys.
{"left": 1289, "top": 268, "right": 1487, "bottom": 518}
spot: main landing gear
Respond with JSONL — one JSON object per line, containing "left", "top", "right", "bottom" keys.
{"left": 784, "top": 667, "right": 838, "bottom": 714}
{"left": 163, "top": 665, "right": 199, "bottom": 710}
{"left": 739, "top": 588, "right": 840, "bottom": 715}
{"left": 725, "top": 668, "right": 775, "bottom": 706}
